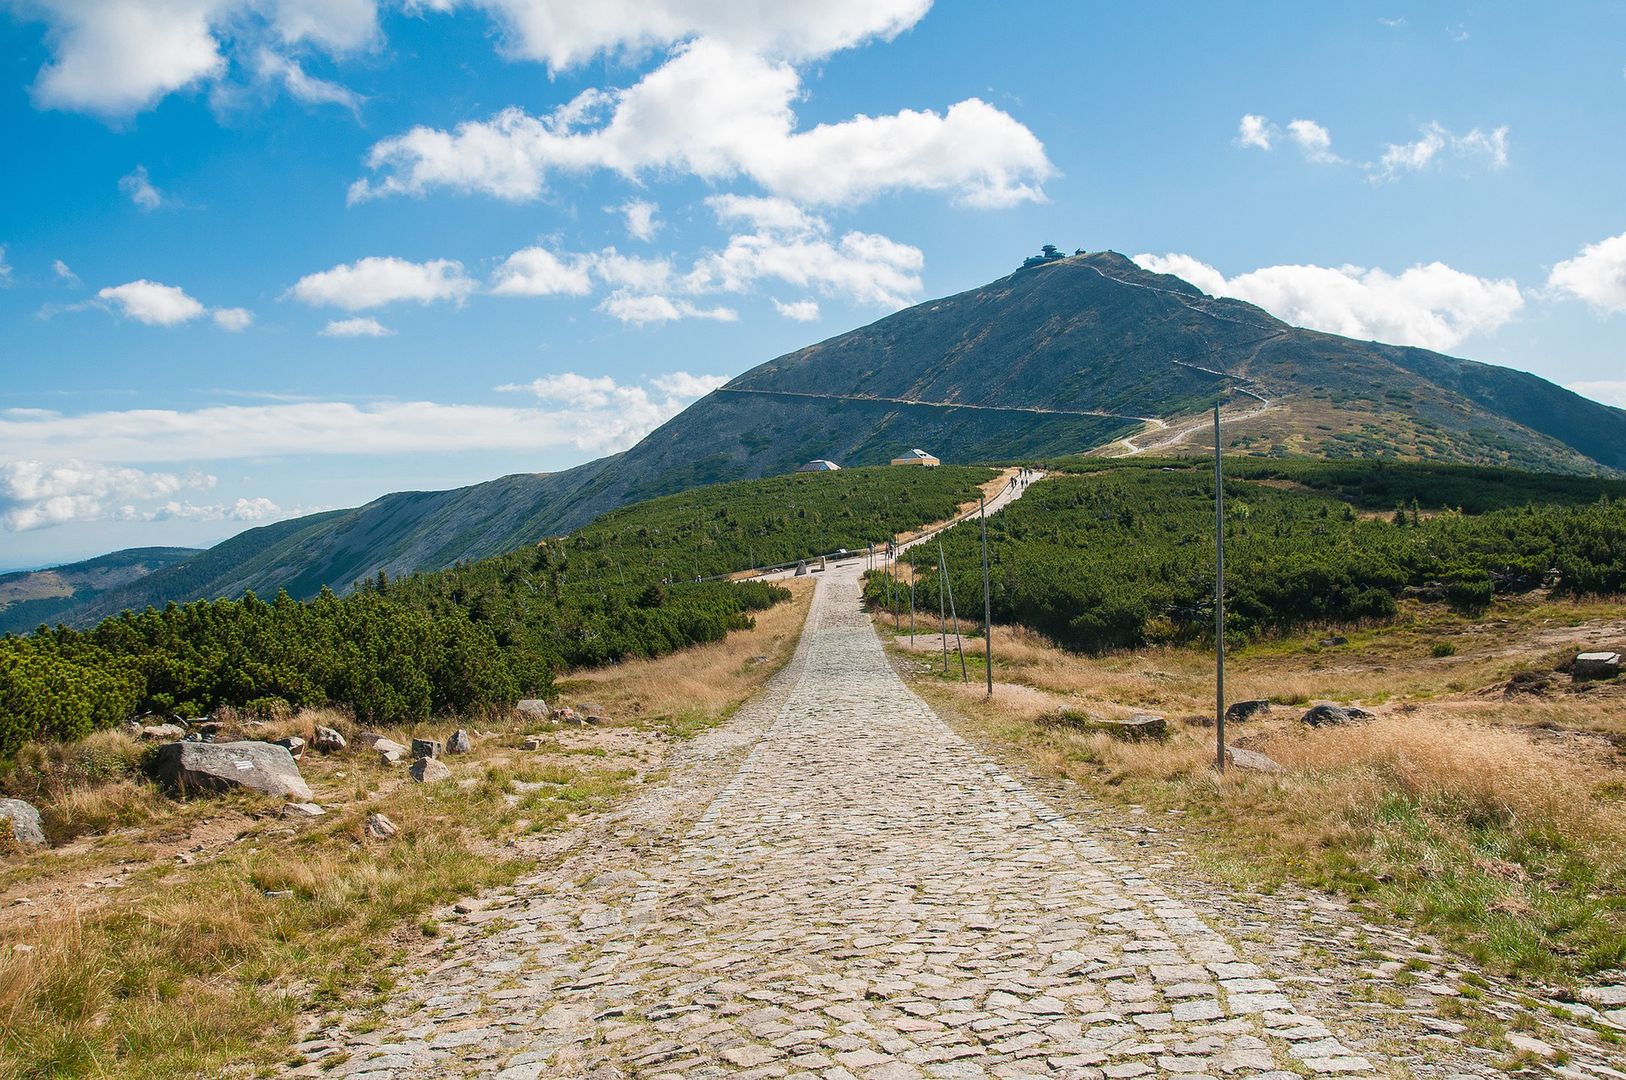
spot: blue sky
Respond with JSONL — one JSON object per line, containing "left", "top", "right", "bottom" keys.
{"left": 3, "top": 1, "right": 1624, "bottom": 569}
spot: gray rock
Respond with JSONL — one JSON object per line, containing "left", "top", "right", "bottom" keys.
{"left": 1226, "top": 747, "right": 1285, "bottom": 774}
{"left": 368, "top": 736, "right": 408, "bottom": 757}
{"left": 1301, "top": 704, "right": 1356, "bottom": 727}
{"left": 365, "top": 812, "right": 397, "bottom": 839}
{"left": 411, "top": 737, "right": 442, "bottom": 760}
{"left": 1093, "top": 713, "right": 1165, "bottom": 740}
{"left": 410, "top": 757, "right": 451, "bottom": 783}
{"left": 515, "top": 698, "right": 551, "bottom": 719}
{"left": 1318, "top": 636, "right": 1348, "bottom": 647}
{"left": 575, "top": 701, "right": 611, "bottom": 723}
{"left": 0, "top": 798, "right": 46, "bottom": 848}
{"left": 377, "top": 747, "right": 404, "bottom": 766}
{"left": 521, "top": 735, "right": 546, "bottom": 751}
{"left": 1580, "top": 984, "right": 1626, "bottom": 1008}
{"left": 1343, "top": 706, "right": 1377, "bottom": 721}
{"left": 274, "top": 735, "right": 305, "bottom": 760}
{"left": 1574, "top": 651, "right": 1621, "bottom": 680}
{"left": 282, "top": 802, "right": 326, "bottom": 818}
{"left": 140, "top": 723, "right": 187, "bottom": 740}
{"left": 151, "top": 740, "right": 313, "bottom": 800}
{"left": 312, "top": 726, "right": 347, "bottom": 753}
{"left": 446, "top": 729, "right": 472, "bottom": 754}
{"left": 1224, "top": 699, "right": 1271, "bottom": 724}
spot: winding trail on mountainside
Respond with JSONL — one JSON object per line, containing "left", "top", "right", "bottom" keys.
{"left": 310, "top": 555, "right": 1392, "bottom": 1079}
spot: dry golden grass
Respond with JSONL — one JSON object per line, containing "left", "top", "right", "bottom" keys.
{"left": 561, "top": 578, "right": 814, "bottom": 730}
{"left": 0, "top": 585, "right": 817, "bottom": 1078}
{"left": 893, "top": 596, "right": 1626, "bottom": 982}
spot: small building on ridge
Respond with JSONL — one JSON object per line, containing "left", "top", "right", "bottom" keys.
{"left": 797, "top": 459, "right": 842, "bottom": 472}
{"left": 890, "top": 448, "right": 941, "bottom": 467}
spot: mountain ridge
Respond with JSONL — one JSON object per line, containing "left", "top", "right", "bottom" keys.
{"left": 31, "top": 250, "right": 1626, "bottom": 628}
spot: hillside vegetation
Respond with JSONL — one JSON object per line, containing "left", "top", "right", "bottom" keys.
{"left": 41, "top": 251, "right": 1626, "bottom": 627}
{"left": 876, "top": 460, "right": 1626, "bottom": 654}
{"left": 0, "top": 548, "right": 199, "bottom": 635}
{"left": 0, "top": 466, "right": 991, "bottom": 756}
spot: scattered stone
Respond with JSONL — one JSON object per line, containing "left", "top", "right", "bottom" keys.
{"left": 556, "top": 707, "right": 579, "bottom": 724}
{"left": 447, "top": 729, "right": 473, "bottom": 754}
{"left": 378, "top": 747, "right": 404, "bottom": 766}
{"left": 1318, "top": 636, "right": 1348, "bottom": 647}
{"left": 150, "top": 740, "right": 313, "bottom": 800}
{"left": 1574, "top": 651, "right": 1621, "bottom": 680}
{"left": 1226, "top": 747, "right": 1285, "bottom": 774}
{"left": 516, "top": 699, "right": 552, "bottom": 720}
{"left": 194, "top": 720, "right": 227, "bottom": 739}
{"left": 1343, "top": 706, "right": 1377, "bottom": 721}
{"left": 312, "top": 726, "right": 347, "bottom": 753}
{"left": 1225, "top": 699, "right": 1271, "bottom": 724}
{"left": 0, "top": 798, "right": 46, "bottom": 848}
{"left": 1103, "top": 713, "right": 1166, "bottom": 740}
{"left": 139, "top": 722, "right": 187, "bottom": 740}
{"left": 575, "top": 701, "right": 611, "bottom": 724}
{"left": 263, "top": 889, "right": 294, "bottom": 899}
{"left": 410, "top": 757, "right": 452, "bottom": 784}
{"left": 274, "top": 735, "right": 306, "bottom": 760}
{"left": 411, "top": 737, "right": 443, "bottom": 760}
{"left": 12, "top": 943, "right": 34, "bottom": 954}
{"left": 282, "top": 802, "right": 326, "bottom": 818}
{"left": 1505, "top": 1033, "right": 1556, "bottom": 1059}
{"left": 365, "top": 813, "right": 398, "bottom": 839}
{"left": 521, "top": 735, "right": 546, "bottom": 751}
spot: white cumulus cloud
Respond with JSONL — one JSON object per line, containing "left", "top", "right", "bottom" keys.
{"left": 1237, "top": 114, "right": 1274, "bottom": 150}
{"left": 0, "top": 458, "right": 214, "bottom": 532}
{"left": 349, "top": 37, "right": 1051, "bottom": 209}
{"left": 290, "top": 256, "right": 478, "bottom": 310}
{"left": 321, "top": 316, "right": 394, "bottom": 337}
{"left": 98, "top": 279, "right": 207, "bottom": 325}
{"left": 1236, "top": 115, "right": 1340, "bottom": 163}
{"left": 1374, "top": 122, "right": 1509, "bottom": 180}
{"left": 597, "top": 292, "right": 737, "bottom": 325}
{"left": 253, "top": 48, "right": 364, "bottom": 113}
{"left": 617, "top": 198, "right": 660, "bottom": 241}
{"left": 1547, "top": 229, "right": 1626, "bottom": 315}
{"left": 489, "top": 247, "right": 595, "bottom": 296}
{"left": 212, "top": 306, "right": 253, "bottom": 331}
{"left": 1133, "top": 252, "right": 1524, "bottom": 352}
{"left": 119, "top": 164, "right": 163, "bottom": 210}
{"left": 772, "top": 298, "right": 820, "bottom": 321}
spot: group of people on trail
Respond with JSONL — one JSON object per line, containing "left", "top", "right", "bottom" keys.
{"left": 1007, "top": 467, "right": 1036, "bottom": 494}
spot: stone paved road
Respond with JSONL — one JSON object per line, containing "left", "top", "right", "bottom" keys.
{"left": 316, "top": 565, "right": 1383, "bottom": 1079}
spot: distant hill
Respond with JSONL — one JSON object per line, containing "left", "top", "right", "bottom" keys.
{"left": 40, "top": 250, "right": 1626, "bottom": 625}
{"left": 0, "top": 547, "right": 199, "bottom": 633}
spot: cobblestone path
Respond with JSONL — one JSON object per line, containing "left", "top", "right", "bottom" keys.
{"left": 317, "top": 565, "right": 1384, "bottom": 1078}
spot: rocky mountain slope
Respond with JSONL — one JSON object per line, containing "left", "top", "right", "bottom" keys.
{"left": 44, "top": 251, "right": 1626, "bottom": 625}
{"left": 0, "top": 547, "right": 200, "bottom": 634}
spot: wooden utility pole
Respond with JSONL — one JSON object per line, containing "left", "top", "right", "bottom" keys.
{"left": 937, "top": 551, "right": 949, "bottom": 673}
{"left": 1214, "top": 405, "right": 1227, "bottom": 774}
{"left": 980, "top": 495, "right": 992, "bottom": 697}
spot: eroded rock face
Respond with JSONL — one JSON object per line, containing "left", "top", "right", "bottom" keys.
{"left": 0, "top": 798, "right": 46, "bottom": 847}
{"left": 151, "top": 741, "right": 313, "bottom": 800}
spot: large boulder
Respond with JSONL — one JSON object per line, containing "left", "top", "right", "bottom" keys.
{"left": 151, "top": 740, "right": 313, "bottom": 800}
{"left": 516, "top": 699, "right": 551, "bottom": 720}
{"left": 1301, "top": 704, "right": 1365, "bottom": 727}
{"left": 0, "top": 798, "right": 46, "bottom": 848}
{"left": 1224, "top": 699, "right": 1271, "bottom": 725}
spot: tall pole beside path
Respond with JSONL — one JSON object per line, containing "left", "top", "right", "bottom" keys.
{"left": 980, "top": 495, "right": 992, "bottom": 697}
{"left": 1214, "top": 405, "right": 1227, "bottom": 774}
